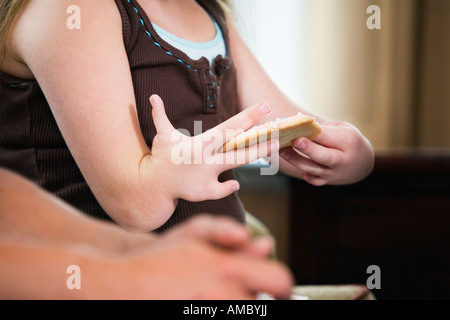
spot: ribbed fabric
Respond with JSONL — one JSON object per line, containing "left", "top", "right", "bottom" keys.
{"left": 0, "top": 0, "right": 245, "bottom": 232}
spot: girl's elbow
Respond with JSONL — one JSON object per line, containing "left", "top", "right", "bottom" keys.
{"left": 105, "top": 201, "right": 174, "bottom": 233}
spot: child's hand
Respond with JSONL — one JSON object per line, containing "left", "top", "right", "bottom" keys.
{"left": 280, "top": 121, "right": 374, "bottom": 186}
{"left": 146, "top": 95, "right": 278, "bottom": 202}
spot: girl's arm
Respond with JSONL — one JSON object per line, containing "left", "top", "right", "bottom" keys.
{"left": 228, "top": 21, "right": 374, "bottom": 185}
{"left": 11, "top": 0, "right": 170, "bottom": 231}
{"left": 227, "top": 19, "right": 310, "bottom": 121}
{"left": 10, "top": 0, "right": 273, "bottom": 231}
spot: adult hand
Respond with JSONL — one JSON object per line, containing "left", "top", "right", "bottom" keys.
{"left": 108, "top": 219, "right": 293, "bottom": 300}
{"left": 280, "top": 121, "right": 374, "bottom": 186}
{"left": 160, "top": 215, "right": 275, "bottom": 258}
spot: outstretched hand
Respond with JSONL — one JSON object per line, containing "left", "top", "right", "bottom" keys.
{"left": 146, "top": 94, "right": 279, "bottom": 202}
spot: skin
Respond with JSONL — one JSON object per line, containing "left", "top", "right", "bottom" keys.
{"left": 226, "top": 19, "right": 375, "bottom": 186}
{"left": 0, "top": 168, "right": 294, "bottom": 300}
{"left": 1, "top": 0, "right": 374, "bottom": 232}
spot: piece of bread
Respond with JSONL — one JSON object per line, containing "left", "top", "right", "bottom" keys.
{"left": 220, "top": 113, "right": 322, "bottom": 153}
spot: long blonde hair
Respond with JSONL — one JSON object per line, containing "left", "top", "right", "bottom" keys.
{"left": 216, "top": 0, "right": 233, "bottom": 17}
{"left": 0, "top": 0, "right": 27, "bottom": 61}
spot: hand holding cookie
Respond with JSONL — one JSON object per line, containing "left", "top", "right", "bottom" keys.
{"left": 280, "top": 121, "right": 375, "bottom": 186}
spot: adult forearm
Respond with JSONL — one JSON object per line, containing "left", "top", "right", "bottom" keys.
{"left": 0, "top": 238, "right": 106, "bottom": 299}
{"left": 0, "top": 169, "right": 156, "bottom": 251}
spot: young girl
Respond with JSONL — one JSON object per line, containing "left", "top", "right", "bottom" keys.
{"left": 0, "top": 0, "right": 374, "bottom": 233}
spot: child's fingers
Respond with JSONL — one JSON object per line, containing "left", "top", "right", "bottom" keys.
{"left": 149, "top": 94, "right": 174, "bottom": 135}
{"left": 302, "top": 173, "right": 327, "bottom": 187}
{"left": 291, "top": 136, "right": 343, "bottom": 169}
{"left": 281, "top": 148, "right": 329, "bottom": 174}
{"left": 312, "top": 125, "right": 348, "bottom": 149}
{"left": 246, "top": 139, "right": 279, "bottom": 164}
{"left": 220, "top": 139, "right": 279, "bottom": 171}
{"left": 205, "top": 102, "right": 273, "bottom": 144}
{"left": 207, "top": 180, "right": 240, "bottom": 200}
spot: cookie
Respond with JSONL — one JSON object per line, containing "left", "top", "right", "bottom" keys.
{"left": 220, "top": 113, "right": 322, "bottom": 153}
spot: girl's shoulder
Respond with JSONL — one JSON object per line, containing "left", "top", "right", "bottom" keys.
{"left": 7, "top": 0, "right": 123, "bottom": 79}
{"left": 12, "top": 0, "right": 122, "bottom": 45}
{"left": 18, "top": 0, "right": 121, "bottom": 30}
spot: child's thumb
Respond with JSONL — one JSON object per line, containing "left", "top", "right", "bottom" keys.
{"left": 208, "top": 180, "right": 240, "bottom": 200}
{"left": 149, "top": 94, "right": 174, "bottom": 134}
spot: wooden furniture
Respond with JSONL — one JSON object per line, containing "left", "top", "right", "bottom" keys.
{"left": 289, "top": 149, "right": 450, "bottom": 299}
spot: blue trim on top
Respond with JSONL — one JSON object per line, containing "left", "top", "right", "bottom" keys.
{"left": 9, "top": 82, "right": 28, "bottom": 88}
{"left": 127, "top": 0, "right": 200, "bottom": 72}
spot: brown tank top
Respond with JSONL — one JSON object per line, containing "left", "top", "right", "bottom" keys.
{"left": 0, "top": 0, "right": 245, "bottom": 232}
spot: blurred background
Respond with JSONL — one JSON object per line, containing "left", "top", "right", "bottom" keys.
{"left": 231, "top": 0, "right": 450, "bottom": 299}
